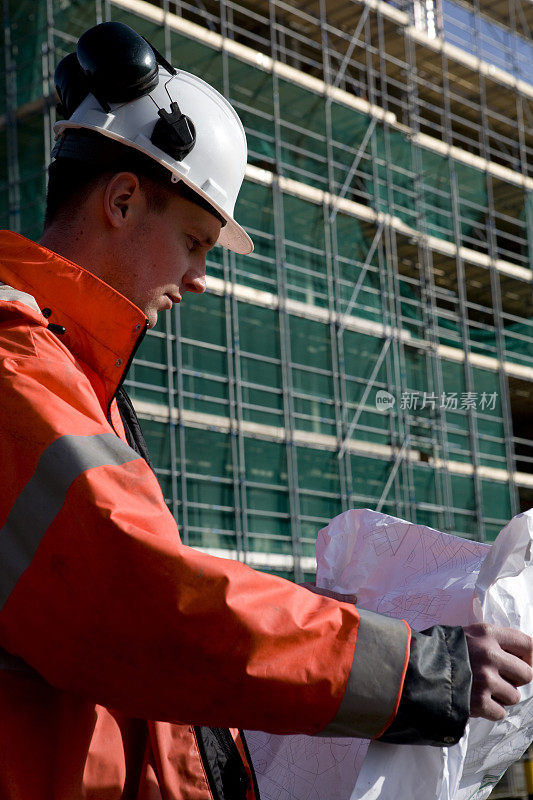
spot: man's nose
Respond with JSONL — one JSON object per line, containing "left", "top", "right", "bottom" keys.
{"left": 183, "top": 265, "right": 207, "bottom": 294}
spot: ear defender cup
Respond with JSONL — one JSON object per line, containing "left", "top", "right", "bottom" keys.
{"left": 54, "top": 22, "right": 160, "bottom": 117}
{"left": 76, "top": 22, "right": 159, "bottom": 106}
{"left": 54, "top": 52, "right": 90, "bottom": 119}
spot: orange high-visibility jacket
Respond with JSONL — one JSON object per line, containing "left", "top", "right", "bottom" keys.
{"left": 0, "top": 231, "right": 469, "bottom": 799}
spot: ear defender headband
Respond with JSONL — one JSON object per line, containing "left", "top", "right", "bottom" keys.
{"left": 54, "top": 21, "right": 196, "bottom": 163}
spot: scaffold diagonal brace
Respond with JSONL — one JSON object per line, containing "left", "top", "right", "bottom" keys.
{"left": 338, "top": 335, "right": 392, "bottom": 459}
{"left": 330, "top": 116, "right": 377, "bottom": 223}
{"left": 332, "top": 4, "right": 370, "bottom": 90}
{"left": 376, "top": 435, "right": 411, "bottom": 513}
{"left": 337, "top": 217, "right": 385, "bottom": 334}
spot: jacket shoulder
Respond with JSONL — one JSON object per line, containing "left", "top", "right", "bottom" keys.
{"left": 0, "top": 285, "right": 61, "bottom": 361}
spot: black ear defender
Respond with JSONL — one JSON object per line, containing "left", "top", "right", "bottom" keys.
{"left": 76, "top": 22, "right": 160, "bottom": 109}
{"left": 53, "top": 21, "right": 196, "bottom": 162}
{"left": 55, "top": 22, "right": 160, "bottom": 115}
{"left": 54, "top": 51, "right": 91, "bottom": 119}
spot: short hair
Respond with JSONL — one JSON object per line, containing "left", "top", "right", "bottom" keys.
{"left": 44, "top": 129, "right": 225, "bottom": 229}
{"left": 43, "top": 160, "right": 172, "bottom": 229}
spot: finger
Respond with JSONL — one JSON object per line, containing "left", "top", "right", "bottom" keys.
{"left": 470, "top": 672, "right": 520, "bottom": 719}
{"left": 497, "top": 651, "right": 533, "bottom": 688}
{"left": 492, "top": 627, "right": 533, "bottom": 666}
{"left": 470, "top": 694, "right": 507, "bottom": 722}
{"left": 488, "top": 675, "right": 522, "bottom": 707}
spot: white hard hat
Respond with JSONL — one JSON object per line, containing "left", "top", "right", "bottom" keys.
{"left": 52, "top": 23, "right": 253, "bottom": 255}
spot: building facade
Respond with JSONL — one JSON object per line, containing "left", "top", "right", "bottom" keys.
{"left": 2, "top": 0, "right": 533, "bottom": 588}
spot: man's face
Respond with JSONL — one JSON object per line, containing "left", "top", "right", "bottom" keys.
{"left": 108, "top": 191, "right": 221, "bottom": 328}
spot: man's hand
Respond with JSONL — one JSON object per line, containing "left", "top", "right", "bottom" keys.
{"left": 465, "top": 623, "right": 533, "bottom": 721}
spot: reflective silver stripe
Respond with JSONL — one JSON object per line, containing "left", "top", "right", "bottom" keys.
{"left": 0, "top": 282, "right": 41, "bottom": 314}
{"left": 0, "top": 433, "right": 141, "bottom": 611}
{"left": 319, "top": 608, "right": 409, "bottom": 738}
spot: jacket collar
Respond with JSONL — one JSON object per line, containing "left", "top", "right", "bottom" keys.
{"left": 0, "top": 230, "right": 148, "bottom": 405}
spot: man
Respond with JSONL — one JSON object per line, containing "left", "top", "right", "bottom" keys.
{"left": 0, "top": 21, "right": 531, "bottom": 800}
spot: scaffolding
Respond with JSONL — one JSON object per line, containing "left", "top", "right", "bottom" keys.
{"left": 2, "top": 0, "right": 533, "bottom": 589}
{"left": 3, "top": 7, "right": 533, "bottom": 791}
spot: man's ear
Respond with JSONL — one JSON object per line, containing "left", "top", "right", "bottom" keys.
{"left": 103, "top": 172, "right": 142, "bottom": 228}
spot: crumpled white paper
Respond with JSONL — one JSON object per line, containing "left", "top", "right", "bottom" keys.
{"left": 247, "top": 508, "right": 533, "bottom": 800}
{"left": 351, "top": 509, "right": 533, "bottom": 800}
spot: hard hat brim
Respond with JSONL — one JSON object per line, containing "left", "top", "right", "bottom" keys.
{"left": 177, "top": 170, "right": 254, "bottom": 256}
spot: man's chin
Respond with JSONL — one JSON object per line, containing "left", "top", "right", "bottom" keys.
{"left": 147, "top": 310, "right": 159, "bottom": 329}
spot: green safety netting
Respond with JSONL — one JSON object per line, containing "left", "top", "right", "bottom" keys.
{"left": 130, "top": 287, "right": 510, "bottom": 518}
{"left": 3, "top": 0, "right": 47, "bottom": 111}
{"left": 140, "top": 416, "right": 510, "bottom": 552}
{"left": 2, "top": 0, "right": 524, "bottom": 556}
{"left": 134, "top": 290, "right": 508, "bottom": 446}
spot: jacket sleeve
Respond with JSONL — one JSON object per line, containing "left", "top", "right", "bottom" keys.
{"left": 376, "top": 625, "right": 471, "bottom": 745}
{"left": 0, "top": 327, "right": 469, "bottom": 743}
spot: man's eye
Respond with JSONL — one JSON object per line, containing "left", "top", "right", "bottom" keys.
{"left": 187, "top": 236, "right": 200, "bottom": 251}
